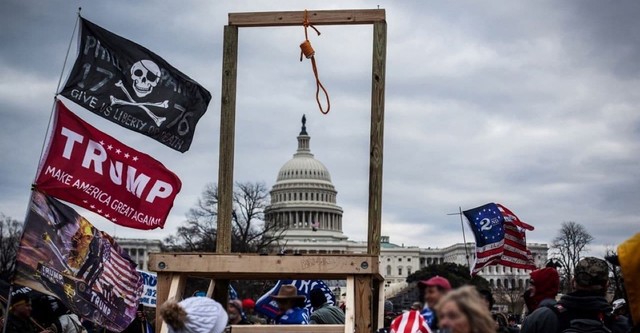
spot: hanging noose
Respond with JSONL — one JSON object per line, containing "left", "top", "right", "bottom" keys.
{"left": 299, "top": 10, "right": 330, "bottom": 115}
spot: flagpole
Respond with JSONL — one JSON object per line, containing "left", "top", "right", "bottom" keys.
{"left": 447, "top": 207, "right": 471, "bottom": 269}
{"left": 33, "top": 8, "right": 81, "bottom": 184}
{"left": 55, "top": 7, "right": 81, "bottom": 94}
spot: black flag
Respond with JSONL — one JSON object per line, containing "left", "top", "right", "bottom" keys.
{"left": 59, "top": 18, "right": 211, "bottom": 152}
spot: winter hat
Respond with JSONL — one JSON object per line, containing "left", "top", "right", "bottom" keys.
{"left": 526, "top": 267, "right": 560, "bottom": 311}
{"left": 574, "top": 257, "right": 609, "bottom": 288}
{"left": 160, "top": 297, "right": 228, "bottom": 333}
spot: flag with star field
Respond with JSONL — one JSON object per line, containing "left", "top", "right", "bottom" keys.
{"left": 463, "top": 203, "right": 535, "bottom": 274}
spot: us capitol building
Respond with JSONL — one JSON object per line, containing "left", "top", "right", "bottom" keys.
{"left": 264, "top": 116, "right": 548, "bottom": 292}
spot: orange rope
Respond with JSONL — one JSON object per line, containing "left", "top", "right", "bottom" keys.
{"left": 299, "top": 10, "right": 330, "bottom": 114}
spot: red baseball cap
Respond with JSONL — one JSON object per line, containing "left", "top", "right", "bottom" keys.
{"left": 419, "top": 276, "right": 452, "bottom": 291}
{"left": 242, "top": 298, "right": 255, "bottom": 309}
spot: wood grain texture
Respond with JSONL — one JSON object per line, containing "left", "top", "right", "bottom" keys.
{"left": 217, "top": 25, "right": 239, "bottom": 255}
{"left": 230, "top": 325, "right": 344, "bottom": 333}
{"left": 354, "top": 276, "right": 373, "bottom": 333}
{"left": 345, "top": 277, "right": 355, "bottom": 333}
{"left": 157, "top": 273, "right": 186, "bottom": 333}
{"left": 367, "top": 21, "right": 387, "bottom": 256}
{"left": 149, "top": 253, "right": 378, "bottom": 279}
{"left": 229, "top": 9, "right": 385, "bottom": 27}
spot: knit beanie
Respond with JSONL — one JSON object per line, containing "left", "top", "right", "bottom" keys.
{"left": 160, "top": 297, "right": 228, "bottom": 333}
{"left": 526, "top": 267, "right": 559, "bottom": 311}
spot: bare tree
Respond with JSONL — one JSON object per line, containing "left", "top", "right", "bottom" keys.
{"left": 605, "top": 248, "right": 625, "bottom": 301}
{"left": 551, "top": 221, "right": 593, "bottom": 292}
{"left": 492, "top": 274, "right": 526, "bottom": 314}
{"left": 164, "top": 181, "right": 284, "bottom": 253}
{"left": 0, "top": 214, "right": 23, "bottom": 281}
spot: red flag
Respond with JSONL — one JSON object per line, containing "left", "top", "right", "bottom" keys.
{"left": 35, "top": 100, "right": 181, "bottom": 229}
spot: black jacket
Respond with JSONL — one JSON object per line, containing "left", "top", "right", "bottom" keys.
{"left": 521, "top": 290, "right": 629, "bottom": 333}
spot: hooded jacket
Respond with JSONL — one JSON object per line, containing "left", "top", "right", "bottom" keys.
{"left": 524, "top": 267, "right": 559, "bottom": 313}
{"left": 521, "top": 290, "right": 627, "bottom": 333}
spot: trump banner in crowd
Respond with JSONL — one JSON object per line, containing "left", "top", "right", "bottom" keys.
{"left": 35, "top": 100, "right": 181, "bottom": 230}
{"left": 14, "top": 191, "right": 143, "bottom": 331}
{"left": 59, "top": 18, "right": 211, "bottom": 152}
{"left": 137, "top": 270, "right": 157, "bottom": 307}
{"left": 255, "top": 280, "right": 336, "bottom": 319}
{"left": 463, "top": 203, "right": 536, "bottom": 275}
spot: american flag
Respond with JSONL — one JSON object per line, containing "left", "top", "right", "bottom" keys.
{"left": 94, "top": 240, "right": 142, "bottom": 307}
{"left": 463, "top": 203, "right": 536, "bottom": 275}
{"left": 390, "top": 310, "right": 432, "bottom": 333}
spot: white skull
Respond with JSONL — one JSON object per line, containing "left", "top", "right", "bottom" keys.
{"left": 130, "top": 60, "right": 161, "bottom": 98}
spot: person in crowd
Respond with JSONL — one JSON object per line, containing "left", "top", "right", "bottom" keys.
{"left": 227, "top": 299, "right": 251, "bottom": 325}
{"left": 507, "top": 315, "right": 520, "bottom": 333}
{"left": 435, "top": 286, "right": 496, "bottom": 333}
{"left": 4, "top": 293, "right": 54, "bottom": 333}
{"left": 389, "top": 303, "right": 431, "bottom": 333}
{"left": 272, "top": 284, "right": 309, "bottom": 325}
{"left": 159, "top": 296, "right": 228, "bottom": 333}
{"left": 521, "top": 257, "right": 630, "bottom": 333}
{"left": 419, "top": 276, "right": 451, "bottom": 331}
{"left": 522, "top": 263, "right": 559, "bottom": 314}
{"left": 122, "top": 304, "right": 148, "bottom": 333}
{"left": 615, "top": 232, "right": 639, "bottom": 331}
{"left": 477, "top": 289, "right": 495, "bottom": 312}
{"left": 309, "top": 288, "right": 345, "bottom": 324}
{"left": 241, "top": 298, "right": 265, "bottom": 324}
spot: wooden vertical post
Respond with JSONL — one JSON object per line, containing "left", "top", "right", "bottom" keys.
{"left": 367, "top": 21, "right": 386, "bottom": 256}
{"left": 215, "top": 24, "right": 239, "bottom": 306}
{"left": 354, "top": 276, "right": 373, "bottom": 333}
{"left": 364, "top": 19, "right": 386, "bottom": 333}
{"left": 158, "top": 274, "right": 187, "bottom": 333}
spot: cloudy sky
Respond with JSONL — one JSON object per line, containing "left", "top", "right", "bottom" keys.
{"left": 1, "top": 1, "right": 638, "bottom": 258}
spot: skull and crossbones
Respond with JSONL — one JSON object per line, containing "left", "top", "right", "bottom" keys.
{"left": 110, "top": 60, "right": 169, "bottom": 126}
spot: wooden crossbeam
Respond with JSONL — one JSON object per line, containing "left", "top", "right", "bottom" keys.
{"left": 229, "top": 9, "right": 385, "bottom": 27}
{"left": 149, "top": 254, "right": 378, "bottom": 279}
{"left": 229, "top": 325, "right": 344, "bottom": 333}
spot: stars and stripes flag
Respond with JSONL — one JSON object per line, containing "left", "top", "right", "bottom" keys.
{"left": 463, "top": 203, "right": 536, "bottom": 275}
{"left": 13, "top": 191, "right": 142, "bottom": 331}
{"left": 94, "top": 238, "right": 141, "bottom": 308}
{"left": 390, "top": 310, "right": 432, "bottom": 333}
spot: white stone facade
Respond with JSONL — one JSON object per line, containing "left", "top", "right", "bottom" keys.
{"left": 264, "top": 117, "right": 549, "bottom": 287}
{"left": 115, "top": 238, "right": 162, "bottom": 271}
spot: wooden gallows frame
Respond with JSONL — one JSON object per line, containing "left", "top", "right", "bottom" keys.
{"left": 150, "top": 9, "right": 387, "bottom": 333}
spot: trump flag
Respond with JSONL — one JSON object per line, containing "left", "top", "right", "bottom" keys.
{"left": 59, "top": 18, "right": 211, "bottom": 152}
{"left": 14, "top": 191, "right": 142, "bottom": 331}
{"left": 35, "top": 100, "right": 181, "bottom": 230}
{"left": 463, "top": 203, "right": 536, "bottom": 275}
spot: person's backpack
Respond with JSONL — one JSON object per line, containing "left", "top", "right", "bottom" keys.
{"left": 548, "top": 303, "right": 612, "bottom": 333}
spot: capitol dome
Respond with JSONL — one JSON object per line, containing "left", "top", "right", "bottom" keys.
{"left": 265, "top": 115, "right": 346, "bottom": 243}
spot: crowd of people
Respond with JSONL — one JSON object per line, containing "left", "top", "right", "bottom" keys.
{"left": 1, "top": 250, "right": 638, "bottom": 333}
{"left": 380, "top": 255, "right": 637, "bottom": 333}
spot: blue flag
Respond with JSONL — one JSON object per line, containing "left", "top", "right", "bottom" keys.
{"left": 463, "top": 203, "right": 505, "bottom": 248}
{"left": 463, "top": 203, "right": 506, "bottom": 274}
{"left": 255, "top": 280, "right": 336, "bottom": 320}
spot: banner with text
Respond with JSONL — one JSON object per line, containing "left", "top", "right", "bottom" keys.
{"left": 14, "top": 191, "right": 142, "bottom": 331}
{"left": 35, "top": 100, "right": 181, "bottom": 230}
{"left": 137, "top": 270, "right": 157, "bottom": 307}
{"left": 59, "top": 18, "right": 211, "bottom": 152}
